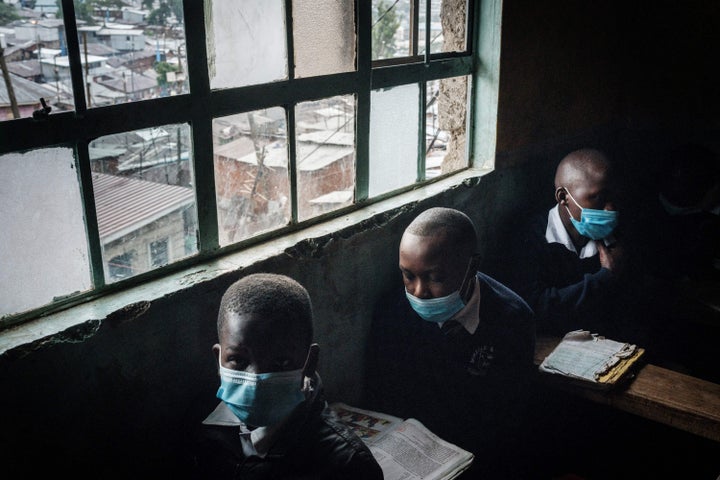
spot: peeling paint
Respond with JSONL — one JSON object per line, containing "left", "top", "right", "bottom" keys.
{"left": 105, "top": 301, "right": 151, "bottom": 327}
{"left": 1, "top": 319, "right": 101, "bottom": 361}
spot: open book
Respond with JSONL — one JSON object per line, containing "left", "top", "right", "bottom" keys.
{"left": 539, "top": 329, "right": 645, "bottom": 389}
{"left": 328, "top": 402, "right": 474, "bottom": 480}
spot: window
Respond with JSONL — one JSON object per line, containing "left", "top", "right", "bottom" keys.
{"left": 150, "top": 238, "right": 169, "bottom": 268}
{"left": 0, "top": 0, "right": 477, "bottom": 329}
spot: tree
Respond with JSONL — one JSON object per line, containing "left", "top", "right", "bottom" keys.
{"left": 167, "top": 0, "right": 182, "bottom": 23}
{"left": 372, "top": 0, "right": 400, "bottom": 59}
{"left": 147, "top": 1, "right": 171, "bottom": 26}
{"left": 0, "top": 2, "right": 21, "bottom": 24}
{"left": 154, "top": 60, "right": 177, "bottom": 87}
{"left": 55, "top": 0, "right": 124, "bottom": 22}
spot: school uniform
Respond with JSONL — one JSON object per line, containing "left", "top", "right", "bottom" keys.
{"left": 364, "top": 272, "right": 536, "bottom": 479}
{"left": 193, "top": 374, "right": 383, "bottom": 480}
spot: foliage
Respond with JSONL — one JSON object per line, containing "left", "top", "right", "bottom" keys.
{"left": 372, "top": 0, "right": 400, "bottom": 60}
{"left": 154, "top": 60, "right": 177, "bottom": 87}
{"left": 147, "top": 1, "right": 171, "bottom": 26}
{"left": 55, "top": 0, "right": 126, "bottom": 24}
{"left": 167, "top": 0, "right": 182, "bottom": 23}
{"left": 0, "top": 2, "right": 20, "bottom": 24}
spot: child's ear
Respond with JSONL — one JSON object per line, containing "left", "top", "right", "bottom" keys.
{"left": 555, "top": 187, "right": 568, "bottom": 205}
{"left": 212, "top": 343, "right": 221, "bottom": 371}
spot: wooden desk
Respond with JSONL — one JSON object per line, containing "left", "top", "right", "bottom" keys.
{"left": 534, "top": 335, "right": 720, "bottom": 443}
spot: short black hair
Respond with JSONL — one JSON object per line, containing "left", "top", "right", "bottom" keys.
{"left": 405, "top": 207, "right": 478, "bottom": 254}
{"left": 217, "top": 273, "right": 313, "bottom": 345}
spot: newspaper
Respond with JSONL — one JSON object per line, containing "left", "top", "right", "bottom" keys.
{"left": 329, "top": 402, "right": 474, "bottom": 480}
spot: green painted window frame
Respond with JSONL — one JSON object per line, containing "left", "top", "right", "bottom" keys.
{"left": 0, "top": 0, "right": 491, "bottom": 330}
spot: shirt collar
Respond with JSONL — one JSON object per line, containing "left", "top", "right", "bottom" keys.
{"left": 546, "top": 205, "right": 598, "bottom": 259}
{"left": 439, "top": 276, "right": 481, "bottom": 334}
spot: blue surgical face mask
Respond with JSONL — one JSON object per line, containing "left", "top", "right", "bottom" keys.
{"left": 565, "top": 189, "right": 619, "bottom": 240}
{"left": 216, "top": 356, "right": 305, "bottom": 427}
{"left": 405, "top": 289, "right": 465, "bottom": 323}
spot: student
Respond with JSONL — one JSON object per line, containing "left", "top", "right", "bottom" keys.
{"left": 364, "top": 207, "right": 536, "bottom": 480}
{"left": 489, "top": 148, "right": 639, "bottom": 340}
{"left": 192, "top": 273, "right": 383, "bottom": 480}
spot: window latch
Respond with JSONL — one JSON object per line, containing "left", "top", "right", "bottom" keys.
{"left": 32, "top": 97, "right": 52, "bottom": 120}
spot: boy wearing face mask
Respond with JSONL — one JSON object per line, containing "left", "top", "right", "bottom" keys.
{"left": 192, "top": 273, "right": 383, "bottom": 480}
{"left": 486, "top": 148, "right": 641, "bottom": 342}
{"left": 364, "top": 207, "right": 536, "bottom": 480}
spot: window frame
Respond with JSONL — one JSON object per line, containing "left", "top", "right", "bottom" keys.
{"left": 0, "top": 0, "right": 484, "bottom": 330}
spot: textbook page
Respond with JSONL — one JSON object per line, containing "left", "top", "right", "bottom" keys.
{"left": 539, "top": 329, "right": 637, "bottom": 382}
{"left": 329, "top": 403, "right": 474, "bottom": 480}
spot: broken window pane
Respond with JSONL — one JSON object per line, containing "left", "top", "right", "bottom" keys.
{"left": 295, "top": 95, "right": 356, "bottom": 221}
{"left": 213, "top": 108, "right": 290, "bottom": 246}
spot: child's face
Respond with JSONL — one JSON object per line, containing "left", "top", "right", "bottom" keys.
{"left": 216, "top": 311, "right": 308, "bottom": 374}
{"left": 399, "top": 232, "right": 466, "bottom": 300}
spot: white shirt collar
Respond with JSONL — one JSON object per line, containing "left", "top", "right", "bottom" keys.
{"left": 439, "top": 276, "right": 481, "bottom": 334}
{"left": 546, "top": 205, "right": 598, "bottom": 259}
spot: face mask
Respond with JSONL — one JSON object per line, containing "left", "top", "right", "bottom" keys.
{"left": 406, "top": 289, "right": 465, "bottom": 323}
{"left": 564, "top": 189, "right": 619, "bottom": 240}
{"left": 217, "top": 360, "right": 305, "bottom": 427}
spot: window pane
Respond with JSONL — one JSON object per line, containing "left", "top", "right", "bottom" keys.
{"left": 295, "top": 95, "right": 356, "bottom": 221}
{"left": 0, "top": 148, "right": 92, "bottom": 318}
{"left": 90, "top": 124, "right": 198, "bottom": 283}
{"left": 213, "top": 108, "right": 290, "bottom": 246}
{"left": 372, "top": 0, "right": 467, "bottom": 62}
{"left": 426, "top": 76, "right": 470, "bottom": 178}
{"left": 208, "top": 0, "right": 287, "bottom": 90}
{"left": 1, "top": 17, "right": 73, "bottom": 120}
{"left": 369, "top": 84, "right": 419, "bottom": 197}
{"left": 372, "top": 0, "right": 409, "bottom": 60}
{"left": 75, "top": 2, "right": 188, "bottom": 107}
{"left": 293, "top": 0, "right": 356, "bottom": 78}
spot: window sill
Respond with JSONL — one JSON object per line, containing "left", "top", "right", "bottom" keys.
{"left": 0, "top": 167, "right": 492, "bottom": 357}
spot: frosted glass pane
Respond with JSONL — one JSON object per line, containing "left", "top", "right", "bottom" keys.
{"left": 295, "top": 95, "right": 356, "bottom": 221}
{"left": 293, "top": 0, "right": 356, "bottom": 78}
{"left": 213, "top": 108, "right": 290, "bottom": 246}
{"left": 208, "top": 0, "right": 288, "bottom": 89}
{"left": 90, "top": 124, "right": 198, "bottom": 283}
{"left": 0, "top": 148, "right": 92, "bottom": 318}
{"left": 369, "top": 84, "right": 419, "bottom": 197}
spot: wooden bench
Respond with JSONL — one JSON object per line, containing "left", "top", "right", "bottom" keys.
{"left": 534, "top": 335, "right": 720, "bottom": 443}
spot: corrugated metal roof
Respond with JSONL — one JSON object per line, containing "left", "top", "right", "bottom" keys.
{"left": 92, "top": 173, "right": 194, "bottom": 243}
{"left": 0, "top": 72, "right": 54, "bottom": 106}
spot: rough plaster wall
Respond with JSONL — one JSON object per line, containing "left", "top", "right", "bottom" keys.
{"left": 439, "top": 0, "right": 468, "bottom": 174}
